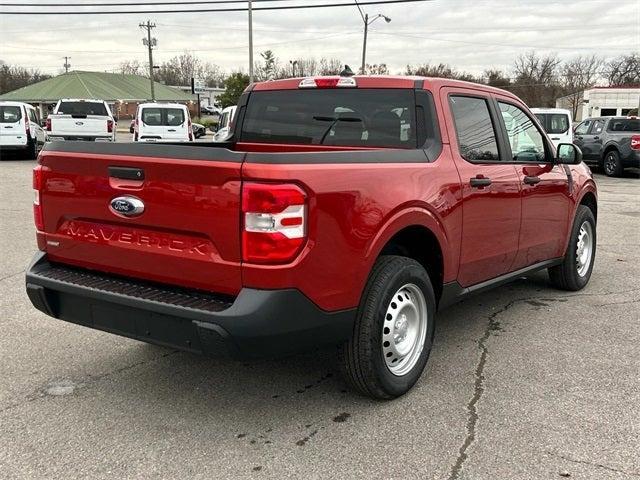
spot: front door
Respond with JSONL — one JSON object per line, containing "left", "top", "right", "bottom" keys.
{"left": 495, "top": 100, "right": 571, "bottom": 269}
{"left": 573, "top": 119, "right": 602, "bottom": 162}
{"left": 444, "top": 89, "right": 522, "bottom": 287}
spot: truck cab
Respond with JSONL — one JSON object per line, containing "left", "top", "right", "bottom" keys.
{"left": 26, "top": 75, "right": 597, "bottom": 399}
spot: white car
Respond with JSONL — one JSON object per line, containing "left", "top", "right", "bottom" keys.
{"left": 133, "top": 103, "right": 193, "bottom": 142}
{"left": 213, "top": 106, "right": 237, "bottom": 142}
{"left": 531, "top": 108, "right": 573, "bottom": 148}
{"left": 47, "top": 99, "right": 116, "bottom": 142}
{"left": 0, "top": 101, "right": 46, "bottom": 159}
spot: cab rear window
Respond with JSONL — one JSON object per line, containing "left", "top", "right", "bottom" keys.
{"left": 57, "top": 101, "right": 108, "bottom": 116}
{"left": 0, "top": 106, "right": 22, "bottom": 123}
{"left": 240, "top": 89, "right": 417, "bottom": 148}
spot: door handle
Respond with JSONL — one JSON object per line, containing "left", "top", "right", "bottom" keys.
{"left": 168, "top": 129, "right": 176, "bottom": 132}
{"left": 594, "top": 136, "right": 600, "bottom": 140}
{"left": 108, "top": 166, "right": 145, "bottom": 180}
{"left": 523, "top": 175, "right": 541, "bottom": 185}
{"left": 470, "top": 176, "right": 492, "bottom": 188}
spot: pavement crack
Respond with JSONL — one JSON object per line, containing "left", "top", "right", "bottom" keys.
{"left": 448, "top": 297, "right": 533, "bottom": 480}
{"left": 0, "top": 350, "right": 180, "bottom": 416}
{"left": 595, "top": 298, "right": 640, "bottom": 307}
{"left": 547, "top": 451, "right": 640, "bottom": 477}
{"left": 0, "top": 269, "right": 25, "bottom": 283}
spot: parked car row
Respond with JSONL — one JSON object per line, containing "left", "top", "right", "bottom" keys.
{"left": 531, "top": 107, "right": 639, "bottom": 177}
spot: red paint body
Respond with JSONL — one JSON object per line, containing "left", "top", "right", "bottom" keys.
{"left": 35, "top": 76, "right": 597, "bottom": 312}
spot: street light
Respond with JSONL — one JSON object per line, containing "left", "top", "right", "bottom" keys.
{"left": 357, "top": 5, "right": 391, "bottom": 75}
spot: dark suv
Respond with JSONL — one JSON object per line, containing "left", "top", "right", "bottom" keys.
{"left": 573, "top": 116, "right": 640, "bottom": 176}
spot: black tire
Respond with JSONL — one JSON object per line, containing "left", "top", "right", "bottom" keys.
{"left": 23, "top": 140, "right": 37, "bottom": 160}
{"left": 339, "top": 255, "right": 436, "bottom": 399}
{"left": 603, "top": 150, "right": 623, "bottom": 177}
{"left": 548, "top": 205, "right": 596, "bottom": 291}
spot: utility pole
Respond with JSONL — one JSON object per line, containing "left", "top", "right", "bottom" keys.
{"left": 140, "top": 20, "right": 157, "bottom": 102}
{"left": 63, "top": 56, "right": 71, "bottom": 73}
{"left": 355, "top": 0, "right": 391, "bottom": 75}
{"left": 248, "top": 0, "right": 254, "bottom": 83}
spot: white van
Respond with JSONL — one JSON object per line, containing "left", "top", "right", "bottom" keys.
{"left": 0, "top": 101, "right": 46, "bottom": 159}
{"left": 531, "top": 108, "right": 573, "bottom": 148}
{"left": 213, "top": 106, "right": 237, "bottom": 142}
{"left": 133, "top": 103, "right": 193, "bottom": 142}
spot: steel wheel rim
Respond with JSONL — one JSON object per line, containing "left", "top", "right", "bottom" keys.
{"left": 576, "top": 221, "right": 593, "bottom": 277}
{"left": 605, "top": 154, "right": 616, "bottom": 174}
{"left": 382, "top": 283, "right": 428, "bottom": 376}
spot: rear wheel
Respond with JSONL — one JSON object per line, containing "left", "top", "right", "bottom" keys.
{"left": 548, "top": 205, "right": 596, "bottom": 291}
{"left": 339, "top": 256, "right": 436, "bottom": 399}
{"left": 603, "top": 150, "right": 623, "bottom": 177}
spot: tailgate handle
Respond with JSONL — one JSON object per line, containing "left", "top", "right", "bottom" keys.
{"left": 108, "top": 166, "right": 145, "bottom": 180}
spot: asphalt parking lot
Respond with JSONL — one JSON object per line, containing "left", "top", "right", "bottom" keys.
{"left": 0, "top": 158, "right": 638, "bottom": 479}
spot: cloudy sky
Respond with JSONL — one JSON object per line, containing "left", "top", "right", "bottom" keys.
{"left": 0, "top": 0, "right": 638, "bottom": 79}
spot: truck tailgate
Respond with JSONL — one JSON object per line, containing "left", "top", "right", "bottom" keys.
{"left": 37, "top": 143, "right": 245, "bottom": 296}
{"left": 50, "top": 115, "right": 110, "bottom": 137}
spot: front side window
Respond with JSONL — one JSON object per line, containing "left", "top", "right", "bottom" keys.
{"left": 499, "top": 103, "right": 546, "bottom": 162}
{"left": 0, "top": 106, "right": 22, "bottom": 123}
{"left": 575, "top": 120, "right": 592, "bottom": 135}
{"left": 449, "top": 96, "right": 500, "bottom": 161}
{"left": 240, "top": 89, "right": 417, "bottom": 149}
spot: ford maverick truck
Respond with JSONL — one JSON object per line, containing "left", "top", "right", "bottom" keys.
{"left": 26, "top": 76, "right": 597, "bottom": 399}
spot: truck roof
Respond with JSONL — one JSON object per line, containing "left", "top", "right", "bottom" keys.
{"left": 249, "top": 75, "right": 519, "bottom": 99}
{"left": 57, "top": 98, "right": 107, "bottom": 103}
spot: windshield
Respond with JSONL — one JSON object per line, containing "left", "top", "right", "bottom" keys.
{"left": 0, "top": 105, "right": 22, "bottom": 123}
{"left": 534, "top": 113, "right": 570, "bottom": 134}
{"left": 57, "top": 101, "right": 108, "bottom": 116}
{"left": 240, "top": 89, "right": 417, "bottom": 148}
{"left": 608, "top": 119, "right": 640, "bottom": 132}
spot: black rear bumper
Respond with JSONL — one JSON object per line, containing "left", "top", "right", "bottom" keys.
{"left": 25, "top": 252, "right": 355, "bottom": 358}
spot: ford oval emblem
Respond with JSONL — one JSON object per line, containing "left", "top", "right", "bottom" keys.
{"left": 109, "top": 196, "right": 145, "bottom": 217}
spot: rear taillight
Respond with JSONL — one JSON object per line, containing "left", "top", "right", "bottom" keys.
{"left": 45, "top": 118, "right": 51, "bottom": 131}
{"left": 107, "top": 119, "right": 114, "bottom": 133}
{"left": 631, "top": 135, "right": 640, "bottom": 150}
{"left": 33, "top": 165, "right": 44, "bottom": 231}
{"left": 242, "top": 183, "right": 307, "bottom": 264}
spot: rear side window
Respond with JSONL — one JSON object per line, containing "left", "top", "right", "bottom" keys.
{"left": 449, "top": 96, "right": 500, "bottom": 161}
{"left": 141, "top": 108, "right": 185, "bottom": 126}
{"left": 608, "top": 119, "right": 640, "bottom": 132}
{"left": 0, "top": 106, "right": 22, "bottom": 123}
{"left": 240, "top": 89, "right": 417, "bottom": 148}
{"left": 57, "top": 101, "right": 108, "bottom": 116}
{"left": 535, "top": 113, "right": 570, "bottom": 134}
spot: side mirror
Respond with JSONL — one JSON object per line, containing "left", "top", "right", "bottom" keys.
{"left": 40, "top": 119, "right": 47, "bottom": 127}
{"left": 129, "top": 126, "right": 134, "bottom": 134}
{"left": 556, "top": 143, "right": 582, "bottom": 165}
{"left": 113, "top": 117, "right": 119, "bottom": 123}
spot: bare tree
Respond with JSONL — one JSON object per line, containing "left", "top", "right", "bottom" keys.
{"left": 155, "top": 52, "right": 224, "bottom": 87}
{"left": 0, "top": 63, "right": 51, "bottom": 95}
{"left": 363, "top": 63, "right": 389, "bottom": 75}
{"left": 559, "top": 55, "right": 603, "bottom": 118}
{"left": 604, "top": 53, "right": 640, "bottom": 86}
{"left": 483, "top": 69, "right": 511, "bottom": 89}
{"left": 405, "top": 63, "right": 478, "bottom": 82}
{"left": 511, "top": 52, "right": 562, "bottom": 106}
{"left": 119, "top": 60, "right": 144, "bottom": 76}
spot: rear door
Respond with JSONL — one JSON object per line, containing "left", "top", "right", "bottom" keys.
{"left": 38, "top": 143, "right": 245, "bottom": 295}
{"left": 495, "top": 99, "right": 571, "bottom": 268}
{"left": 444, "top": 88, "right": 522, "bottom": 287}
{"left": 163, "top": 107, "right": 189, "bottom": 141}
{"left": 535, "top": 112, "right": 572, "bottom": 147}
{"left": 0, "top": 104, "right": 26, "bottom": 147}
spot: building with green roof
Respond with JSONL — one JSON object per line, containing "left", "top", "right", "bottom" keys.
{"left": 0, "top": 70, "right": 197, "bottom": 119}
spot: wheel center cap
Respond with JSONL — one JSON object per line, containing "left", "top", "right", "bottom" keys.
{"left": 394, "top": 315, "right": 409, "bottom": 344}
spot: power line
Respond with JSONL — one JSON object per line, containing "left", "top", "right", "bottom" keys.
{"left": 0, "top": 0, "right": 431, "bottom": 14}
{"left": 0, "top": 0, "right": 295, "bottom": 5}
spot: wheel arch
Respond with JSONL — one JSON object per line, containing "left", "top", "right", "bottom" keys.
{"left": 365, "top": 209, "right": 451, "bottom": 305}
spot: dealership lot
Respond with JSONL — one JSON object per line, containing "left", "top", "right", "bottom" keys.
{"left": 0, "top": 159, "right": 638, "bottom": 479}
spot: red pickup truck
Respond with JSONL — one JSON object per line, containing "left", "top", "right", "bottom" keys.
{"left": 26, "top": 76, "right": 597, "bottom": 399}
